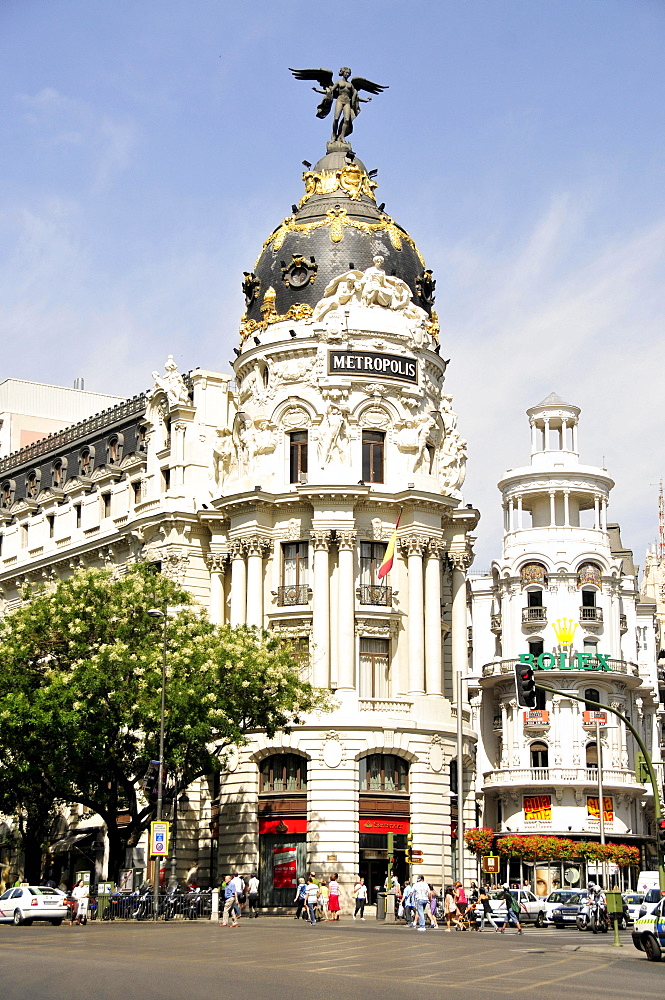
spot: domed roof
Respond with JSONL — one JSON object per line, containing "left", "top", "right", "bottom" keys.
{"left": 239, "top": 141, "right": 434, "bottom": 341}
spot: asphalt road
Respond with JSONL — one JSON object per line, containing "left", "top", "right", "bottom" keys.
{"left": 0, "top": 918, "right": 661, "bottom": 1000}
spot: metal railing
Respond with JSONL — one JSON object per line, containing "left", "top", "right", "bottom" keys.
{"left": 522, "top": 607, "right": 547, "bottom": 624}
{"left": 357, "top": 585, "right": 392, "bottom": 606}
{"left": 483, "top": 767, "right": 643, "bottom": 787}
{"left": 97, "top": 888, "right": 213, "bottom": 921}
{"left": 276, "top": 584, "right": 311, "bottom": 606}
{"left": 580, "top": 606, "right": 603, "bottom": 623}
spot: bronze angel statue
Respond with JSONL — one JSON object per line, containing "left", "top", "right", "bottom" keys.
{"left": 289, "top": 66, "right": 388, "bottom": 142}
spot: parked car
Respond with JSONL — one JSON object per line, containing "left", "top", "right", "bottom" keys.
{"left": 543, "top": 890, "right": 584, "bottom": 926}
{"left": 474, "top": 888, "right": 547, "bottom": 927}
{"left": 551, "top": 891, "right": 584, "bottom": 927}
{"left": 0, "top": 885, "right": 68, "bottom": 925}
{"left": 623, "top": 893, "right": 644, "bottom": 925}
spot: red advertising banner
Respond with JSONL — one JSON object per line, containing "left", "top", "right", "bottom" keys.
{"left": 259, "top": 819, "right": 308, "bottom": 835}
{"left": 587, "top": 796, "right": 614, "bottom": 823}
{"left": 359, "top": 817, "right": 410, "bottom": 834}
{"left": 523, "top": 795, "right": 552, "bottom": 823}
{"left": 273, "top": 846, "right": 298, "bottom": 889}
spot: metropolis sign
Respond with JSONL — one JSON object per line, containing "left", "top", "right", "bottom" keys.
{"left": 328, "top": 350, "right": 417, "bottom": 383}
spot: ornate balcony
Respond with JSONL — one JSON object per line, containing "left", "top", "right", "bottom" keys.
{"left": 359, "top": 698, "right": 413, "bottom": 714}
{"left": 276, "top": 584, "right": 311, "bottom": 607}
{"left": 357, "top": 585, "right": 392, "bottom": 607}
{"left": 580, "top": 606, "right": 603, "bottom": 623}
{"left": 490, "top": 613, "right": 502, "bottom": 634}
{"left": 482, "top": 657, "right": 639, "bottom": 679}
{"left": 522, "top": 607, "right": 547, "bottom": 626}
{"left": 619, "top": 614, "right": 627, "bottom": 632}
{"left": 482, "top": 766, "right": 647, "bottom": 790}
{"left": 493, "top": 714, "right": 502, "bottom": 731}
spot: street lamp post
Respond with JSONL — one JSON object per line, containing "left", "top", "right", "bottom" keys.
{"left": 148, "top": 603, "right": 168, "bottom": 921}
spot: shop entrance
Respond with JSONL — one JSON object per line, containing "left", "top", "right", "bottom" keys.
{"left": 359, "top": 831, "right": 408, "bottom": 904}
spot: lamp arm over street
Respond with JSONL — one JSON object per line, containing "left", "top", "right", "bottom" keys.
{"left": 535, "top": 680, "right": 665, "bottom": 893}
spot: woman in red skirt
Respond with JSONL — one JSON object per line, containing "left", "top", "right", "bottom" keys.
{"left": 328, "top": 874, "right": 340, "bottom": 920}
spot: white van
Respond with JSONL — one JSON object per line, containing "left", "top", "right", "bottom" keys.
{"left": 636, "top": 871, "right": 660, "bottom": 894}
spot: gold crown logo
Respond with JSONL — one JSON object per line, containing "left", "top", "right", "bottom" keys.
{"left": 552, "top": 618, "right": 578, "bottom": 644}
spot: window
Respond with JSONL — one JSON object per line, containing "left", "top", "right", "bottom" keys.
{"left": 107, "top": 434, "right": 124, "bottom": 465}
{"left": 47, "top": 515, "right": 55, "bottom": 538}
{"left": 360, "top": 542, "right": 387, "bottom": 585}
{"left": 534, "top": 687, "right": 547, "bottom": 711}
{"left": 74, "top": 503, "right": 82, "bottom": 529}
{"left": 359, "top": 754, "right": 408, "bottom": 793}
{"left": 162, "top": 468, "right": 170, "bottom": 492}
{"left": 527, "top": 590, "right": 543, "bottom": 608}
{"left": 359, "top": 637, "right": 390, "bottom": 698}
{"left": 581, "top": 589, "right": 596, "bottom": 608}
{"left": 78, "top": 447, "right": 95, "bottom": 476}
{"left": 362, "top": 431, "right": 384, "bottom": 484}
{"left": 289, "top": 431, "right": 308, "bottom": 483}
{"left": 101, "top": 492, "right": 111, "bottom": 518}
{"left": 51, "top": 459, "right": 67, "bottom": 487}
{"left": 20, "top": 523, "right": 28, "bottom": 549}
{"left": 259, "top": 753, "right": 307, "bottom": 793}
{"left": 1, "top": 480, "right": 16, "bottom": 509}
{"left": 133, "top": 481, "right": 143, "bottom": 504}
{"left": 26, "top": 470, "right": 41, "bottom": 499}
{"left": 530, "top": 742, "right": 549, "bottom": 768}
{"left": 528, "top": 639, "right": 544, "bottom": 657}
{"left": 586, "top": 742, "right": 598, "bottom": 769}
{"left": 282, "top": 542, "right": 308, "bottom": 586}
{"left": 584, "top": 688, "right": 601, "bottom": 710}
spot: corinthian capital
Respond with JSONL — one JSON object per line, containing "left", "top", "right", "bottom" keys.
{"left": 336, "top": 530, "right": 357, "bottom": 551}
{"left": 448, "top": 548, "right": 472, "bottom": 572}
{"left": 206, "top": 553, "right": 227, "bottom": 574}
{"left": 310, "top": 529, "right": 332, "bottom": 551}
{"left": 245, "top": 534, "right": 271, "bottom": 558}
{"left": 398, "top": 534, "right": 428, "bottom": 557}
{"left": 428, "top": 539, "right": 447, "bottom": 560}
{"left": 229, "top": 539, "right": 246, "bottom": 560}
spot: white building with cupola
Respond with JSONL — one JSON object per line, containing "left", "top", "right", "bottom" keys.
{"left": 470, "top": 393, "right": 662, "bottom": 874}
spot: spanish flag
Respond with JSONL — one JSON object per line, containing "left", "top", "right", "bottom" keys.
{"left": 378, "top": 514, "right": 401, "bottom": 579}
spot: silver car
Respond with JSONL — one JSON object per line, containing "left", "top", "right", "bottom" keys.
{"left": 0, "top": 886, "right": 69, "bottom": 925}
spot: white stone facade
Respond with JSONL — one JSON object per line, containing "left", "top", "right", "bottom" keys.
{"left": 470, "top": 393, "right": 661, "bottom": 868}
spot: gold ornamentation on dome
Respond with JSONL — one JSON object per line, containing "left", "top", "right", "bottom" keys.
{"left": 239, "top": 301, "right": 314, "bottom": 343}
{"left": 299, "top": 163, "right": 377, "bottom": 207}
{"left": 257, "top": 208, "right": 425, "bottom": 269}
{"left": 425, "top": 309, "right": 440, "bottom": 341}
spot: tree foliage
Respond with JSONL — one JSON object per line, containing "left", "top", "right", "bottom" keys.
{"left": 0, "top": 565, "right": 331, "bottom": 880}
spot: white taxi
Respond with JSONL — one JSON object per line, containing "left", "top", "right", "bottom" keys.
{"left": 0, "top": 885, "right": 69, "bottom": 925}
{"left": 632, "top": 895, "right": 665, "bottom": 961}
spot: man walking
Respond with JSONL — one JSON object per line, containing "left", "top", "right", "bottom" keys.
{"left": 221, "top": 874, "right": 239, "bottom": 928}
{"left": 412, "top": 875, "right": 432, "bottom": 932}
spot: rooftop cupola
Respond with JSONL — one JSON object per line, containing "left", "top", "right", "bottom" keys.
{"left": 527, "top": 392, "right": 581, "bottom": 464}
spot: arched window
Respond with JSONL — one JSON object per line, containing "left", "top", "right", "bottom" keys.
{"left": 530, "top": 742, "right": 549, "bottom": 768}
{"left": 78, "top": 447, "right": 95, "bottom": 477}
{"left": 26, "top": 469, "right": 41, "bottom": 499}
{"left": 359, "top": 754, "right": 409, "bottom": 793}
{"left": 585, "top": 688, "right": 601, "bottom": 709}
{"left": 586, "top": 742, "right": 598, "bottom": 769}
{"left": 106, "top": 434, "right": 124, "bottom": 466}
{"left": 259, "top": 754, "right": 307, "bottom": 793}
{"left": 1, "top": 480, "right": 15, "bottom": 509}
{"left": 51, "top": 459, "right": 67, "bottom": 487}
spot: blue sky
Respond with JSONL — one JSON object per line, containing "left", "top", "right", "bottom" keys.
{"left": 1, "top": 0, "right": 664, "bottom": 568}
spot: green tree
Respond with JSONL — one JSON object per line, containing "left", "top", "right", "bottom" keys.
{"left": 0, "top": 565, "right": 331, "bottom": 881}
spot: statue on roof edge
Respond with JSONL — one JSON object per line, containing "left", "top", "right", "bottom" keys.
{"left": 289, "top": 66, "right": 388, "bottom": 142}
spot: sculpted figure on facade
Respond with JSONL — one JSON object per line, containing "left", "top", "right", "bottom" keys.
{"left": 148, "top": 355, "right": 190, "bottom": 408}
{"left": 210, "top": 428, "right": 235, "bottom": 487}
{"left": 413, "top": 412, "right": 437, "bottom": 473}
{"left": 311, "top": 257, "right": 428, "bottom": 328}
{"left": 317, "top": 404, "right": 350, "bottom": 466}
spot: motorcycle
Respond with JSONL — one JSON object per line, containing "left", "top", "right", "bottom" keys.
{"left": 576, "top": 894, "right": 608, "bottom": 934}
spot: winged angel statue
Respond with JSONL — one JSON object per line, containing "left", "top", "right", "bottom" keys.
{"left": 289, "top": 66, "right": 388, "bottom": 142}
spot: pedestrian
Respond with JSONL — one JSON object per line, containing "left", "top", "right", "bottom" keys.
{"left": 293, "top": 878, "right": 308, "bottom": 920}
{"left": 353, "top": 876, "right": 368, "bottom": 920}
{"left": 401, "top": 879, "right": 415, "bottom": 926}
{"left": 454, "top": 880, "right": 467, "bottom": 919}
{"left": 328, "top": 873, "right": 341, "bottom": 920}
{"left": 71, "top": 879, "right": 89, "bottom": 926}
{"left": 427, "top": 884, "right": 439, "bottom": 928}
{"left": 477, "top": 887, "right": 499, "bottom": 932}
{"left": 498, "top": 883, "right": 524, "bottom": 934}
{"left": 319, "top": 879, "right": 330, "bottom": 920}
{"left": 412, "top": 875, "right": 431, "bottom": 932}
{"left": 443, "top": 884, "right": 460, "bottom": 931}
{"left": 305, "top": 876, "right": 319, "bottom": 924}
{"left": 247, "top": 873, "right": 260, "bottom": 918}
{"left": 221, "top": 874, "right": 239, "bottom": 927}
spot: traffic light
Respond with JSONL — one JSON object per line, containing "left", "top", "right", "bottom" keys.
{"left": 405, "top": 830, "right": 413, "bottom": 864}
{"left": 514, "top": 663, "right": 537, "bottom": 709}
{"left": 658, "top": 818, "right": 665, "bottom": 851}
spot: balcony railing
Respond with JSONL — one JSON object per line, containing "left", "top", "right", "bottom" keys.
{"left": 522, "top": 607, "right": 547, "bottom": 624}
{"left": 359, "top": 698, "right": 413, "bottom": 714}
{"left": 580, "top": 606, "right": 603, "bottom": 623}
{"left": 490, "top": 614, "right": 502, "bottom": 634}
{"left": 276, "top": 584, "right": 311, "bottom": 607}
{"left": 357, "top": 585, "right": 392, "bottom": 607}
{"left": 482, "top": 657, "right": 639, "bottom": 678}
{"left": 493, "top": 715, "right": 502, "bottom": 731}
{"left": 619, "top": 614, "right": 627, "bottom": 632}
{"left": 483, "top": 766, "right": 645, "bottom": 788}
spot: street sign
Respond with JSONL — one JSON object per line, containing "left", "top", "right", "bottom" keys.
{"left": 410, "top": 850, "right": 423, "bottom": 857}
{"left": 409, "top": 858, "right": 424, "bottom": 864}
{"left": 482, "top": 855, "right": 500, "bottom": 874}
{"left": 150, "top": 820, "right": 169, "bottom": 858}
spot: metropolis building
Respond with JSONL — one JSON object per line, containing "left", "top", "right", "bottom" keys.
{"left": 0, "top": 130, "right": 480, "bottom": 903}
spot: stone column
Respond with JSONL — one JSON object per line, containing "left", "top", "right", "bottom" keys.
{"left": 229, "top": 540, "right": 246, "bottom": 626}
{"left": 245, "top": 536, "right": 269, "bottom": 627}
{"left": 449, "top": 551, "right": 471, "bottom": 685}
{"left": 336, "top": 530, "right": 356, "bottom": 691}
{"left": 517, "top": 495, "right": 523, "bottom": 530}
{"left": 311, "top": 530, "right": 332, "bottom": 688}
{"left": 549, "top": 491, "right": 556, "bottom": 526}
{"left": 401, "top": 534, "right": 427, "bottom": 694}
{"left": 207, "top": 553, "right": 226, "bottom": 625}
{"left": 563, "top": 490, "right": 570, "bottom": 527}
{"left": 424, "top": 540, "right": 444, "bottom": 696}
